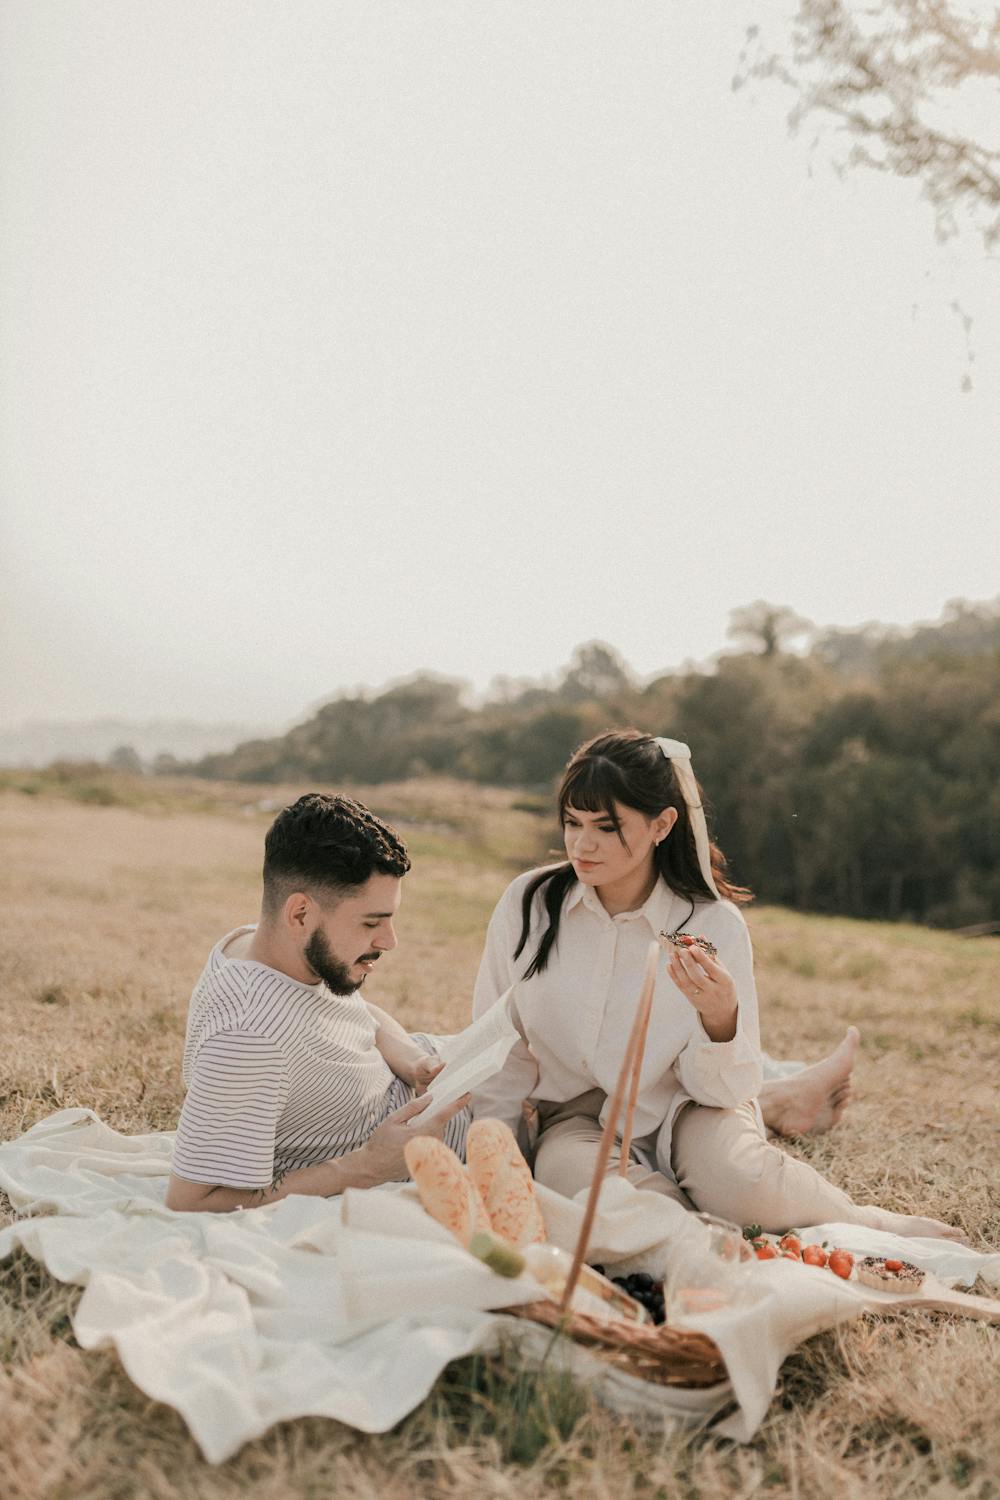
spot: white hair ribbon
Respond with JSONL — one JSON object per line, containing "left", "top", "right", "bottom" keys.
{"left": 654, "top": 736, "right": 721, "bottom": 899}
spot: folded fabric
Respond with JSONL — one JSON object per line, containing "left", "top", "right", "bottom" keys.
{"left": 2, "top": 1109, "right": 998, "bottom": 1461}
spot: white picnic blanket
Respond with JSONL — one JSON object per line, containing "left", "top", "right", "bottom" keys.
{"left": 1, "top": 1109, "right": 998, "bottom": 1463}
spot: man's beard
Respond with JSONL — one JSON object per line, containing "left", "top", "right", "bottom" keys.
{"left": 303, "top": 928, "right": 377, "bottom": 996}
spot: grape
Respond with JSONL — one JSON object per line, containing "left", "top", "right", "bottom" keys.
{"left": 594, "top": 1269, "right": 666, "bottom": 1324}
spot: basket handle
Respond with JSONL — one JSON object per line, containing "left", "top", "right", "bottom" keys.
{"left": 558, "top": 939, "right": 660, "bottom": 1313}
{"left": 617, "top": 950, "right": 657, "bottom": 1176}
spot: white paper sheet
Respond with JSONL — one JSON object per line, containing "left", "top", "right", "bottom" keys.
{"left": 419, "top": 988, "right": 519, "bottom": 1122}
{"left": 433, "top": 987, "right": 520, "bottom": 1068}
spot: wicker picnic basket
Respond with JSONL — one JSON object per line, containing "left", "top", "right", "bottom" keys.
{"left": 505, "top": 940, "right": 728, "bottom": 1389}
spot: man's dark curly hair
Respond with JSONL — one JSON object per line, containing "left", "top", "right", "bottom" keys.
{"left": 262, "top": 793, "right": 411, "bottom": 913}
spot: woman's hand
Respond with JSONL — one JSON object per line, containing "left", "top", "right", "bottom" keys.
{"left": 667, "top": 945, "right": 739, "bottom": 1043}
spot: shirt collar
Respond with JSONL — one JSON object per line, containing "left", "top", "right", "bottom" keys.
{"left": 566, "top": 876, "right": 686, "bottom": 935}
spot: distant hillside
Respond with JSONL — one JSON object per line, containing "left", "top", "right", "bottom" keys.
{"left": 0, "top": 718, "right": 278, "bottom": 770}
{"left": 812, "top": 597, "right": 1000, "bottom": 673}
{"left": 183, "top": 600, "right": 1000, "bottom": 931}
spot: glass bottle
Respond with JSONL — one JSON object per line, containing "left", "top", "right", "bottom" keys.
{"left": 662, "top": 1212, "right": 751, "bottom": 1324}
{"left": 470, "top": 1233, "right": 648, "bottom": 1325}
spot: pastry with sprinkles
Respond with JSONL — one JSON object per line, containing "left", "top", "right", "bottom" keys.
{"left": 659, "top": 930, "right": 719, "bottom": 960}
{"left": 857, "top": 1255, "right": 926, "bottom": 1293}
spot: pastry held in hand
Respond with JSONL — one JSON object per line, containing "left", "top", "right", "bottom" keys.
{"left": 403, "top": 1136, "right": 491, "bottom": 1249}
{"left": 659, "top": 929, "right": 719, "bottom": 960}
{"left": 466, "top": 1119, "right": 547, "bottom": 1248}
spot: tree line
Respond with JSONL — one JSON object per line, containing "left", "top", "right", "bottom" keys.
{"left": 185, "top": 599, "right": 1000, "bottom": 930}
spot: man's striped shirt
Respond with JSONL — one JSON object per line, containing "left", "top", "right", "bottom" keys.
{"left": 172, "top": 925, "right": 449, "bottom": 1188}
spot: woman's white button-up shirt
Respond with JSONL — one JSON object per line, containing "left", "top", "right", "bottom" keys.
{"left": 471, "top": 867, "right": 764, "bottom": 1163}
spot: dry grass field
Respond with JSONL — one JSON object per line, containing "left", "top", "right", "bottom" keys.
{"left": 1, "top": 769, "right": 998, "bottom": 1499}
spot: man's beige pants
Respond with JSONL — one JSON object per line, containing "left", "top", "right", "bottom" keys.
{"left": 532, "top": 1090, "right": 887, "bottom": 1232}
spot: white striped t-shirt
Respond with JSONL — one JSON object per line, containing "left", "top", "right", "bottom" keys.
{"left": 172, "top": 926, "right": 414, "bottom": 1189}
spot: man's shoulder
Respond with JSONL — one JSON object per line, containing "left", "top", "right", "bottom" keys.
{"left": 190, "top": 936, "right": 304, "bottom": 1039}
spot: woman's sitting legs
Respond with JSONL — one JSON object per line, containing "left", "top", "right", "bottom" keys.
{"left": 666, "top": 1100, "right": 960, "bottom": 1239}
{"left": 532, "top": 1091, "right": 691, "bottom": 1208}
{"left": 527, "top": 1090, "right": 961, "bottom": 1242}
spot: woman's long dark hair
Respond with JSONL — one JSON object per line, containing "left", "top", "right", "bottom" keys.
{"left": 514, "top": 729, "right": 750, "bottom": 978}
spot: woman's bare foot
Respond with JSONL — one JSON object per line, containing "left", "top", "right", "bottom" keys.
{"left": 760, "top": 1027, "right": 861, "bottom": 1138}
{"left": 862, "top": 1207, "right": 967, "bottom": 1243}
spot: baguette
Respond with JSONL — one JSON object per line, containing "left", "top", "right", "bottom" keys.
{"left": 466, "top": 1119, "right": 547, "bottom": 1248}
{"left": 403, "top": 1136, "right": 491, "bottom": 1248}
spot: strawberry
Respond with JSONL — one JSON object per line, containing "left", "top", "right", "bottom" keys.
{"left": 828, "top": 1249, "right": 855, "bottom": 1280}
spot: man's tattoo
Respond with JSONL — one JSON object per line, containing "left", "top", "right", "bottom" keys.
{"left": 249, "top": 1167, "right": 288, "bottom": 1206}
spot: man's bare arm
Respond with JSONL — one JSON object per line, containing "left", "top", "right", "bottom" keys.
{"left": 164, "top": 1092, "right": 467, "bottom": 1213}
{"left": 165, "top": 1146, "right": 379, "bottom": 1213}
{"left": 365, "top": 999, "right": 440, "bottom": 1086}
{"left": 365, "top": 1000, "right": 413, "bottom": 1047}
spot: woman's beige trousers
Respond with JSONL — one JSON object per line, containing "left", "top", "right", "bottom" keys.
{"left": 532, "top": 1089, "right": 891, "bottom": 1232}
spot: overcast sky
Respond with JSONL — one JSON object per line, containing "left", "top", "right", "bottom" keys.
{"left": 2, "top": 1, "right": 998, "bottom": 729}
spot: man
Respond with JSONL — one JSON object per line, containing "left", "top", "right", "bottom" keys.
{"left": 166, "top": 793, "right": 467, "bottom": 1212}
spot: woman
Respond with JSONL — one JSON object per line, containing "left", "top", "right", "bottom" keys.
{"left": 472, "top": 729, "right": 959, "bottom": 1238}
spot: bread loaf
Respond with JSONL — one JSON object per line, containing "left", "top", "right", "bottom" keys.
{"left": 466, "top": 1119, "right": 547, "bottom": 1248}
{"left": 403, "top": 1136, "right": 491, "bottom": 1248}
